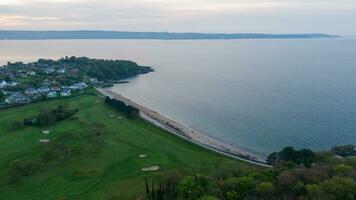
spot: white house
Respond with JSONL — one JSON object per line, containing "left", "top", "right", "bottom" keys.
{"left": 47, "top": 91, "right": 57, "bottom": 98}
{"left": 5, "top": 92, "right": 29, "bottom": 105}
{"left": 44, "top": 68, "right": 55, "bottom": 74}
{"left": 27, "top": 71, "right": 36, "bottom": 76}
{"left": 57, "top": 68, "right": 66, "bottom": 73}
{"left": 70, "top": 82, "right": 88, "bottom": 90}
{"left": 25, "top": 88, "right": 39, "bottom": 96}
{"left": 61, "top": 89, "right": 71, "bottom": 97}
{"left": 89, "top": 77, "right": 99, "bottom": 84}
{"left": 37, "top": 86, "right": 50, "bottom": 94}
{"left": 0, "top": 80, "right": 17, "bottom": 88}
{"left": 0, "top": 80, "right": 7, "bottom": 88}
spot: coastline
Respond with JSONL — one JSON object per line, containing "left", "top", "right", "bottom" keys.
{"left": 97, "top": 88, "right": 272, "bottom": 167}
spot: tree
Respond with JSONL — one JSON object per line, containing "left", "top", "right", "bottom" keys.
{"left": 271, "top": 147, "right": 316, "bottom": 167}
{"left": 0, "top": 90, "right": 4, "bottom": 101}
{"left": 198, "top": 196, "right": 219, "bottom": 200}
{"left": 319, "top": 177, "right": 356, "bottom": 200}
{"left": 222, "top": 176, "right": 256, "bottom": 199}
{"left": 297, "top": 149, "right": 316, "bottom": 167}
{"left": 176, "top": 175, "right": 211, "bottom": 200}
{"left": 256, "top": 181, "right": 274, "bottom": 199}
{"left": 305, "top": 184, "right": 332, "bottom": 200}
{"left": 266, "top": 152, "right": 278, "bottom": 166}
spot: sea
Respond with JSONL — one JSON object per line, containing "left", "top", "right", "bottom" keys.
{"left": 1, "top": 38, "right": 356, "bottom": 158}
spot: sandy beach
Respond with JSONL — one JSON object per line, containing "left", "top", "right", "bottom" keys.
{"left": 97, "top": 88, "right": 272, "bottom": 167}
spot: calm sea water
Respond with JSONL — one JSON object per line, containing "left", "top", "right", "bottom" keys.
{"left": 1, "top": 39, "right": 356, "bottom": 157}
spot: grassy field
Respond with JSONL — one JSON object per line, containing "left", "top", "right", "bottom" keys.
{"left": 0, "top": 93, "right": 256, "bottom": 200}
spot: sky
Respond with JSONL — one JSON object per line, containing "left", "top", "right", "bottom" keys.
{"left": 0, "top": 0, "right": 355, "bottom": 35}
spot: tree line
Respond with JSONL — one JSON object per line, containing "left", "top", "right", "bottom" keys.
{"left": 144, "top": 145, "right": 356, "bottom": 200}
{"left": 22, "top": 105, "right": 78, "bottom": 127}
{"left": 104, "top": 96, "right": 139, "bottom": 118}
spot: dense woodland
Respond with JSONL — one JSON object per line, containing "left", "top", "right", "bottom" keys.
{"left": 145, "top": 145, "right": 356, "bottom": 200}
{"left": 56, "top": 56, "right": 153, "bottom": 81}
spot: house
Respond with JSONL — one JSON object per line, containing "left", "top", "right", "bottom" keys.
{"left": 44, "top": 67, "right": 55, "bottom": 74}
{"left": 47, "top": 91, "right": 57, "bottom": 98}
{"left": 27, "top": 71, "right": 36, "bottom": 76}
{"left": 25, "top": 88, "right": 39, "bottom": 96}
{"left": 5, "top": 92, "right": 29, "bottom": 105}
{"left": 0, "top": 80, "right": 7, "bottom": 88}
{"left": 89, "top": 77, "right": 99, "bottom": 84}
{"left": 42, "top": 79, "right": 50, "bottom": 85}
{"left": 0, "top": 80, "right": 17, "bottom": 88}
{"left": 37, "top": 86, "right": 50, "bottom": 94}
{"left": 57, "top": 68, "right": 66, "bottom": 73}
{"left": 51, "top": 86, "right": 61, "bottom": 92}
{"left": 70, "top": 82, "right": 88, "bottom": 90}
{"left": 61, "top": 89, "right": 71, "bottom": 97}
{"left": 9, "top": 81, "right": 17, "bottom": 87}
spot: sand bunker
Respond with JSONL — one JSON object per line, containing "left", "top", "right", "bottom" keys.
{"left": 139, "top": 154, "right": 147, "bottom": 158}
{"left": 142, "top": 165, "right": 160, "bottom": 171}
{"left": 96, "top": 100, "right": 99, "bottom": 103}
{"left": 42, "top": 130, "right": 50, "bottom": 134}
{"left": 39, "top": 139, "right": 50, "bottom": 143}
{"left": 117, "top": 116, "right": 122, "bottom": 119}
{"left": 109, "top": 114, "right": 116, "bottom": 118}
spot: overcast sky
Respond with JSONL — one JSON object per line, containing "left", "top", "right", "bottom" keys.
{"left": 0, "top": 0, "right": 355, "bottom": 35}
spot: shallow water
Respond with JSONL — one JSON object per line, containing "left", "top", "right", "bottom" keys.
{"left": 1, "top": 39, "right": 356, "bottom": 157}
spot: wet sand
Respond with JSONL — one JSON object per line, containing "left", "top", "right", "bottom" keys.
{"left": 97, "top": 88, "right": 272, "bottom": 167}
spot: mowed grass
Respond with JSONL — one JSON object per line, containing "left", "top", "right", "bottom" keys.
{"left": 0, "top": 94, "right": 256, "bottom": 200}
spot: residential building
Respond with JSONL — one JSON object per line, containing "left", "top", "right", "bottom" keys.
{"left": 25, "top": 88, "right": 39, "bottom": 96}
{"left": 70, "top": 82, "right": 88, "bottom": 90}
{"left": 37, "top": 86, "right": 50, "bottom": 94}
{"left": 61, "top": 89, "right": 71, "bottom": 97}
{"left": 47, "top": 91, "right": 57, "bottom": 98}
{"left": 5, "top": 93, "right": 29, "bottom": 105}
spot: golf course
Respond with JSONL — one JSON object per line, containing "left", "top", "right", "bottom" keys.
{"left": 0, "top": 91, "right": 256, "bottom": 200}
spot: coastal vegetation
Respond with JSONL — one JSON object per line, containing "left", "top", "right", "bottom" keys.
{"left": 57, "top": 56, "right": 153, "bottom": 81}
{"left": 144, "top": 145, "right": 356, "bottom": 200}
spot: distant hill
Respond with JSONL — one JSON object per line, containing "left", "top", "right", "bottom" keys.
{"left": 0, "top": 30, "right": 339, "bottom": 40}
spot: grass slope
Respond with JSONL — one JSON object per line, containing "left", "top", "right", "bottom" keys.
{"left": 0, "top": 93, "right": 255, "bottom": 200}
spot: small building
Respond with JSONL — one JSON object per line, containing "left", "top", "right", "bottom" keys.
{"left": 89, "top": 77, "right": 99, "bottom": 84}
{"left": 0, "top": 80, "right": 17, "bottom": 88}
{"left": 37, "top": 86, "right": 50, "bottom": 94}
{"left": 0, "top": 80, "right": 7, "bottom": 88}
{"left": 70, "top": 82, "right": 88, "bottom": 90}
{"left": 44, "top": 68, "right": 55, "bottom": 74}
{"left": 25, "top": 88, "right": 39, "bottom": 96}
{"left": 5, "top": 92, "right": 29, "bottom": 105}
{"left": 61, "top": 89, "right": 71, "bottom": 97}
{"left": 57, "top": 68, "right": 66, "bottom": 73}
{"left": 27, "top": 71, "right": 36, "bottom": 76}
{"left": 47, "top": 91, "right": 57, "bottom": 98}
{"left": 51, "top": 86, "right": 61, "bottom": 92}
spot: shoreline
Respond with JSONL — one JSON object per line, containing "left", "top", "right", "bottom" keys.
{"left": 97, "top": 88, "right": 272, "bottom": 167}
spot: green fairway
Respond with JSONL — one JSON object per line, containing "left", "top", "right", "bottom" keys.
{"left": 0, "top": 93, "right": 255, "bottom": 200}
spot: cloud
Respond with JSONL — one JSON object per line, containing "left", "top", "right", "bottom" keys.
{"left": 0, "top": 0, "right": 355, "bottom": 34}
